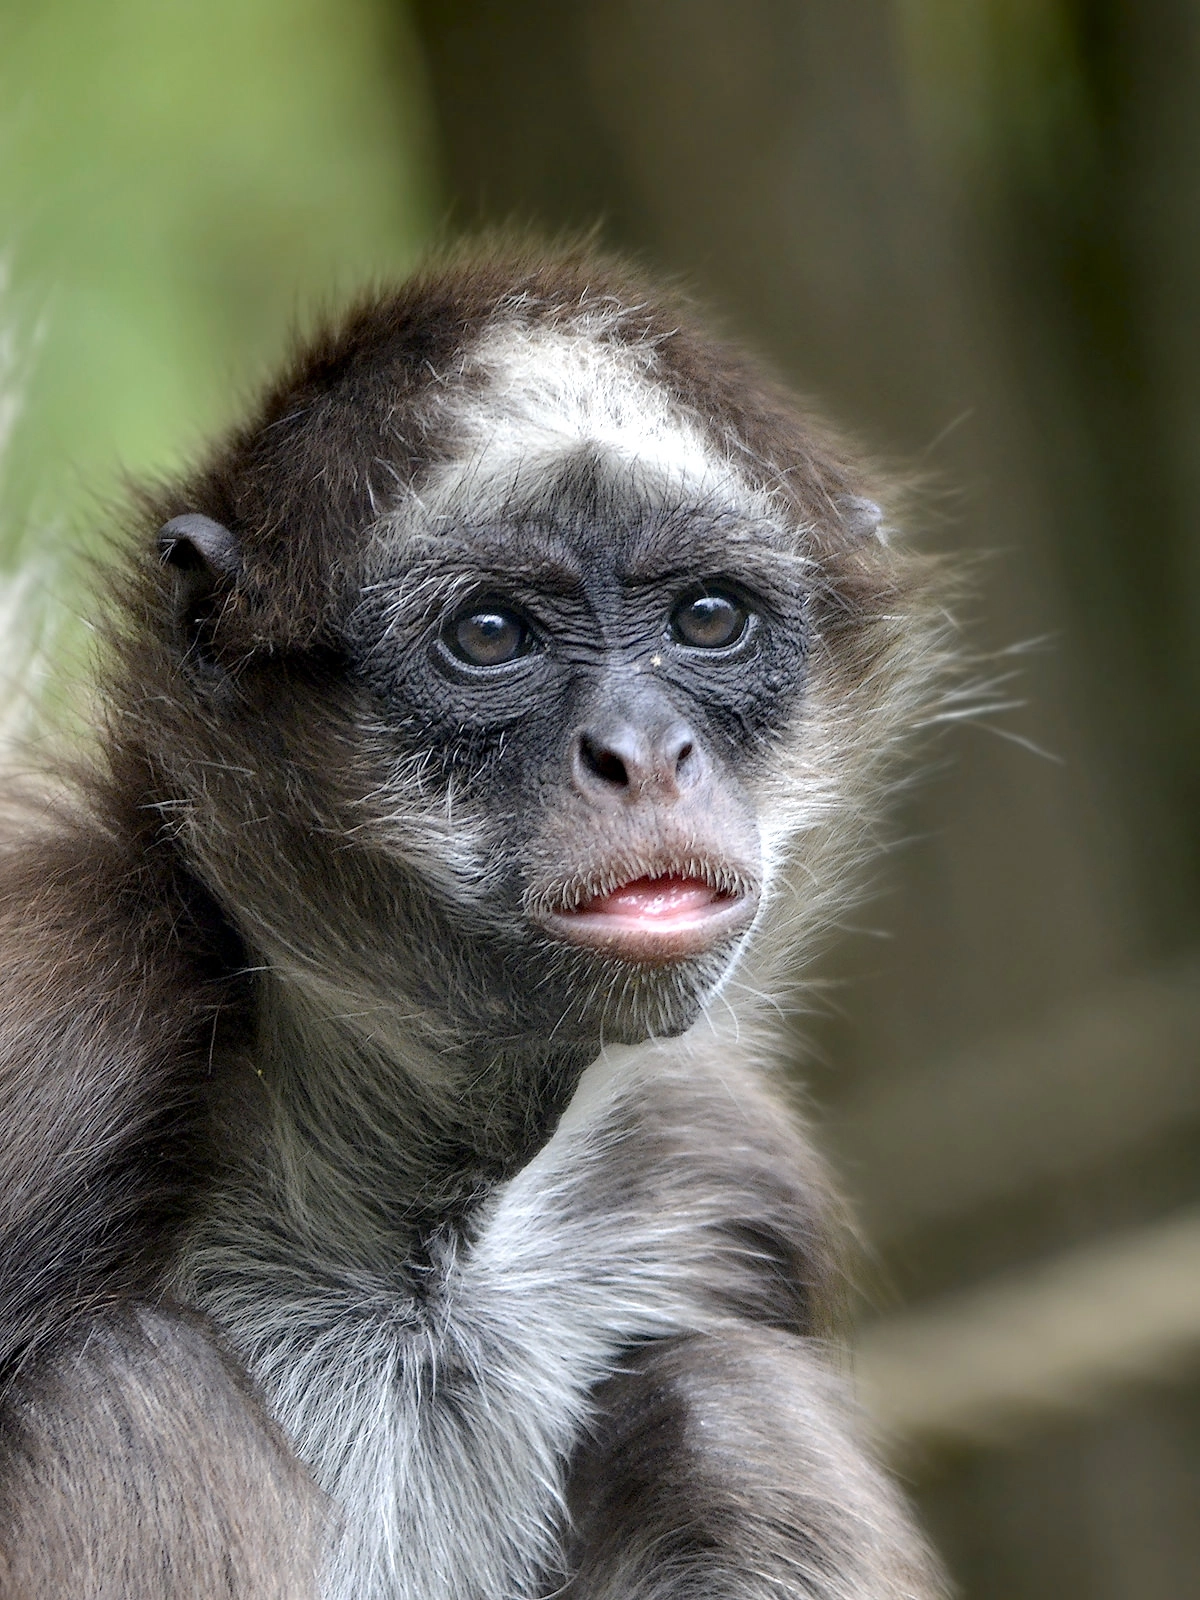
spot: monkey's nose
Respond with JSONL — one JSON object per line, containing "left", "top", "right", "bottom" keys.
{"left": 572, "top": 720, "right": 701, "bottom": 803}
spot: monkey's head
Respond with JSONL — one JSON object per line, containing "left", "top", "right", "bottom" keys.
{"left": 117, "top": 249, "right": 933, "bottom": 1056}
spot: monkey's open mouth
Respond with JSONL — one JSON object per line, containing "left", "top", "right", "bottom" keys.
{"left": 534, "top": 872, "right": 757, "bottom": 963}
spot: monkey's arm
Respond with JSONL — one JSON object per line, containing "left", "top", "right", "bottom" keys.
{"left": 527, "top": 1047, "right": 945, "bottom": 1600}
{"left": 565, "top": 1329, "right": 944, "bottom": 1600}
{"left": 0, "top": 1309, "right": 325, "bottom": 1599}
{"left": 0, "top": 819, "right": 324, "bottom": 1593}
{"left": 0, "top": 818, "right": 216, "bottom": 1378}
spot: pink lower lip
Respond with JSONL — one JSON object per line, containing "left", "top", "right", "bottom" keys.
{"left": 536, "top": 874, "right": 756, "bottom": 962}
{"left": 575, "top": 875, "right": 729, "bottom": 927}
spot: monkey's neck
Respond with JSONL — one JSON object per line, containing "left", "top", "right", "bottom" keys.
{"left": 230, "top": 970, "right": 591, "bottom": 1269}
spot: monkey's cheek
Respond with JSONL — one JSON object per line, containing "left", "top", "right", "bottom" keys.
{"left": 532, "top": 890, "right": 758, "bottom": 967}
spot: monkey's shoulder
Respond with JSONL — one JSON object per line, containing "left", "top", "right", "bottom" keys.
{"left": 0, "top": 816, "right": 230, "bottom": 1378}
{"left": 489, "top": 1046, "right": 842, "bottom": 1334}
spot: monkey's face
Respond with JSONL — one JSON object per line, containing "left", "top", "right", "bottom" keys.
{"left": 149, "top": 301, "right": 910, "bottom": 1059}
{"left": 342, "top": 453, "right": 810, "bottom": 1049}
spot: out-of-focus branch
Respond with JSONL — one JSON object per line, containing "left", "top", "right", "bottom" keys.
{"left": 856, "top": 1206, "right": 1200, "bottom": 1458}
{"left": 833, "top": 953, "right": 1200, "bottom": 1245}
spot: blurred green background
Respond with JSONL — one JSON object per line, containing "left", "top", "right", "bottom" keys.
{"left": 2, "top": 2, "right": 1198, "bottom": 1595}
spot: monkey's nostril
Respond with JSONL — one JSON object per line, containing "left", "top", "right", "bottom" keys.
{"left": 580, "top": 737, "right": 630, "bottom": 788}
{"left": 666, "top": 728, "right": 704, "bottom": 792}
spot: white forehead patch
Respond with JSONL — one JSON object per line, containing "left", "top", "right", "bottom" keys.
{"left": 407, "top": 315, "right": 771, "bottom": 527}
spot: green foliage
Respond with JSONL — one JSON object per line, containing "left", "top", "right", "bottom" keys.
{"left": 0, "top": 0, "right": 435, "bottom": 557}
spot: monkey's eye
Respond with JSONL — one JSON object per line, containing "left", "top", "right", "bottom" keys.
{"left": 442, "top": 603, "right": 536, "bottom": 668}
{"left": 669, "top": 589, "right": 751, "bottom": 651}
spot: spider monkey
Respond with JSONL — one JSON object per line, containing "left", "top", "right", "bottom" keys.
{"left": 0, "top": 245, "right": 946, "bottom": 1600}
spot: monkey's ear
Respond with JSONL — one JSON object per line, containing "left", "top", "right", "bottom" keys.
{"left": 156, "top": 514, "right": 243, "bottom": 680}
{"left": 157, "top": 513, "right": 241, "bottom": 578}
{"left": 838, "top": 496, "right": 888, "bottom": 545}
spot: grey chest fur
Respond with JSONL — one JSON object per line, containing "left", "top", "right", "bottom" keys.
{"left": 178, "top": 1044, "right": 745, "bottom": 1600}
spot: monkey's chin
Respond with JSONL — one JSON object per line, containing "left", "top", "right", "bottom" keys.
{"left": 534, "top": 874, "right": 758, "bottom": 966}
